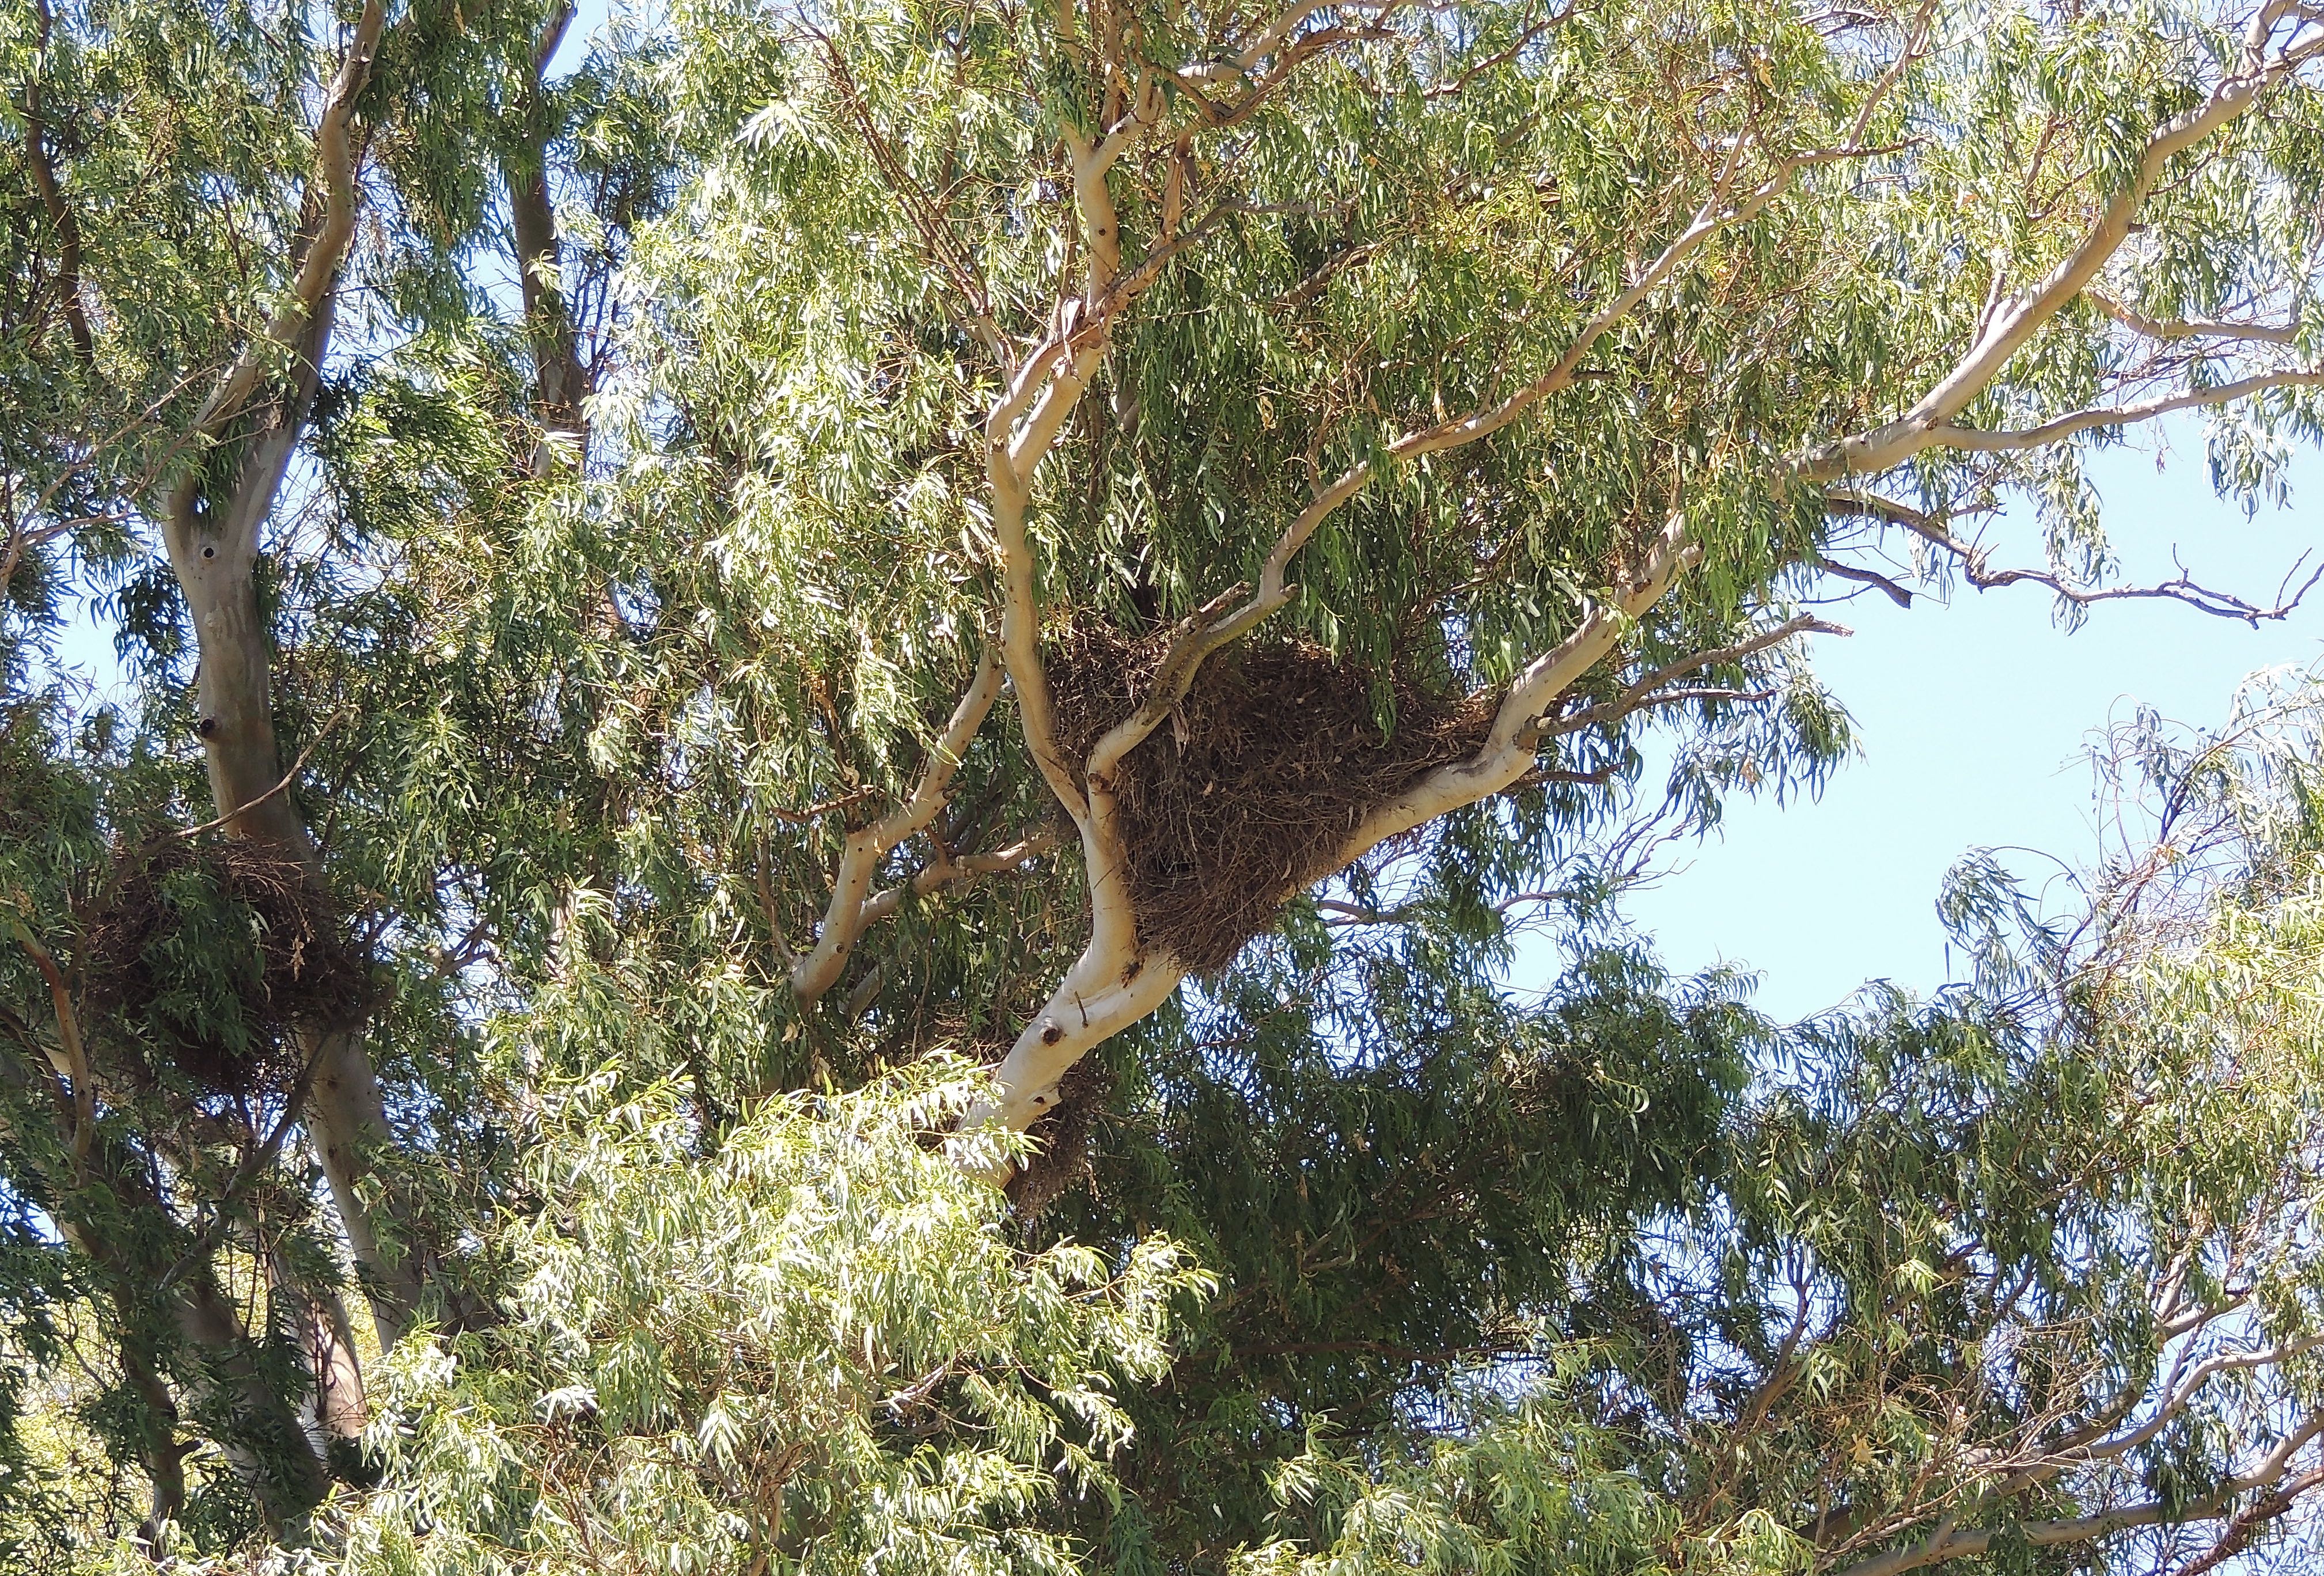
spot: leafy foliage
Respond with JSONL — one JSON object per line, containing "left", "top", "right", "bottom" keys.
{"left": 9, "top": 0, "right": 2324, "bottom": 1570}
{"left": 324, "top": 1068, "right": 1208, "bottom": 1575}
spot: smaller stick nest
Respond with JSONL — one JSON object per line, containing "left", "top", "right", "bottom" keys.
{"left": 1006, "top": 1053, "right": 1110, "bottom": 1218}
{"left": 1049, "top": 625, "right": 1488, "bottom": 974}
{"left": 81, "top": 840, "right": 371, "bottom": 1096}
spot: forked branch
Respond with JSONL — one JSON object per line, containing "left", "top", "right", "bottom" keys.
{"left": 1925, "top": 369, "right": 2324, "bottom": 451}
{"left": 186, "top": 0, "right": 386, "bottom": 461}
{"left": 1901, "top": 504, "right": 2324, "bottom": 625}
{"left": 856, "top": 826, "right": 1067, "bottom": 930}
{"left": 1538, "top": 613, "right": 1845, "bottom": 740}
{"left": 1800, "top": 3, "right": 2324, "bottom": 480}
{"left": 1826, "top": 1412, "right": 2324, "bottom": 1576}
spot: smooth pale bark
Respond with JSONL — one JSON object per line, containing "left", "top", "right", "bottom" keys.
{"left": 790, "top": 650, "right": 1003, "bottom": 1008}
{"left": 947, "top": 2, "right": 2324, "bottom": 1169}
{"left": 149, "top": 0, "right": 435, "bottom": 1376}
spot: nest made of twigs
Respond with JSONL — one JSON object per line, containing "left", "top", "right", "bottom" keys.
{"left": 80, "top": 838, "right": 370, "bottom": 1096}
{"left": 1048, "top": 624, "right": 1489, "bottom": 975}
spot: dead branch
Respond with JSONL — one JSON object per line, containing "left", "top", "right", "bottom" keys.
{"left": 153, "top": 712, "right": 349, "bottom": 848}
{"left": 1917, "top": 519, "right": 2324, "bottom": 625}
{"left": 1811, "top": 555, "right": 1917, "bottom": 607}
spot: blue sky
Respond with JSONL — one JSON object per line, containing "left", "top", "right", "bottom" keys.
{"left": 1610, "top": 431, "right": 2324, "bottom": 1020}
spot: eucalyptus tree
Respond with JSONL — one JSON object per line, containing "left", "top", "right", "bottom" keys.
{"left": 618, "top": 0, "right": 2324, "bottom": 1148}
{"left": 2, "top": 0, "right": 643, "bottom": 1543}
{"left": 11, "top": 0, "right": 2324, "bottom": 1567}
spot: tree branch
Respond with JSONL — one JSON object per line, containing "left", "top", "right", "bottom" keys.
{"left": 1924, "top": 369, "right": 2324, "bottom": 451}
{"left": 6, "top": 922, "right": 93, "bottom": 1169}
{"left": 1799, "top": 7, "right": 2324, "bottom": 480}
{"left": 24, "top": 0, "right": 94, "bottom": 363}
{"left": 507, "top": 0, "right": 589, "bottom": 461}
{"left": 1536, "top": 613, "right": 1843, "bottom": 740}
{"left": 856, "top": 825, "right": 1066, "bottom": 931}
{"left": 1920, "top": 525, "right": 2323, "bottom": 626}
{"left": 2088, "top": 288, "right": 2302, "bottom": 346}
{"left": 1828, "top": 1412, "right": 2324, "bottom": 1576}
{"left": 185, "top": 0, "right": 386, "bottom": 458}
{"left": 790, "top": 648, "right": 1003, "bottom": 1007}
{"left": 1811, "top": 554, "right": 1917, "bottom": 607}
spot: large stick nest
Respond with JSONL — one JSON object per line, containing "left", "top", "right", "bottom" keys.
{"left": 1048, "top": 624, "right": 1489, "bottom": 974}
{"left": 81, "top": 839, "right": 371, "bottom": 1096}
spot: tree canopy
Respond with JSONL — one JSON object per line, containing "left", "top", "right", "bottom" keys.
{"left": 8, "top": 0, "right": 2324, "bottom": 1569}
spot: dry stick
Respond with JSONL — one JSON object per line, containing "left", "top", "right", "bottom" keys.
{"left": 155, "top": 711, "right": 351, "bottom": 848}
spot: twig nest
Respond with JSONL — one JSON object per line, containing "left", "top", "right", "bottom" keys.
{"left": 1049, "top": 623, "right": 1488, "bottom": 974}
{"left": 80, "top": 838, "right": 371, "bottom": 1096}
